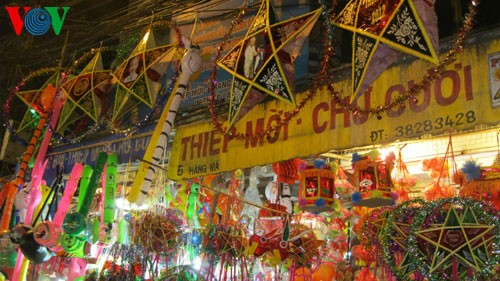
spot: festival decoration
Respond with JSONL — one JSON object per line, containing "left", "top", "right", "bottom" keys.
{"left": 17, "top": 80, "right": 67, "bottom": 239}
{"left": 459, "top": 162, "right": 500, "bottom": 209}
{"left": 325, "top": 0, "right": 478, "bottom": 120}
{"left": 354, "top": 206, "right": 393, "bottom": 278}
{"left": 331, "top": 0, "right": 439, "bottom": 100}
{"left": 77, "top": 165, "right": 93, "bottom": 212}
{"left": 209, "top": 0, "right": 337, "bottom": 142}
{"left": 127, "top": 40, "right": 201, "bottom": 205}
{"left": 111, "top": 29, "right": 180, "bottom": 125}
{"left": 312, "top": 262, "right": 336, "bottom": 281}
{"left": 298, "top": 160, "right": 337, "bottom": 213}
{"left": 287, "top": 224, "right": 324, "bottom": 278}
{"left": 0, "top": 83, "right": 57, "bottom": 232}
{"left": 15, "top": 169, "right": 64, "bottom": 267}
{"left": 202, "top": 223, "right": 249, "bottom": 280}
{"left": 186, "top": 182, "right": 203, "bottom": 229}
{"left": 33, "top": 163, "right": 83, "bottom": 255}
{"left": 335, "top": 166, "right": 355, "bottom": 200}
{"left": 351, "top": 151, "right": 396, "bottom": 207}
{"left": 58, "top": 50, "right": 111, "bottom": 133}
{"left": 391, "top": 148, "right": 417, "bottom": 203}
{"left": 14, "top": 70, "right": 61, "bottom": 132}
{"left": 380, "top": 199, "right": 426, "bottom": 281}
{"left": 421, "top": 133, "right": 458, "bottom": 201}
{"left": 130, "top": 205, "right": 182, "bottom": 256}
{"left": 247, "top": 222, "right": 323, "bottom": 276}
{"left": 95, "top": 243, "right": 148, "bottom": 280}
{"left": 216, "top": 0, "right": 321, "bottom": 128}
{"left": 273, "top": 158, "right": 301, "bottom": 185}
{"left": 5, "top": 76, "right": 71, "bottom": 280}
{"left": 407, "top": 198, "right": 499, "bottom": 281}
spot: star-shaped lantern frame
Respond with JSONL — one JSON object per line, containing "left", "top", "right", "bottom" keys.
{"left": 332, "top": 0, "right": 439, "bottom": 100}
{"left": 407, "top": 198, "right": 499, "bottom": 281}
{"left": 381, "top": 199, "right": 426, "bottom": 281}
{"left": 217, "top": 0, "right": 321, "bottom": 128}
{"left": 111, "top": 30, "right": 180, "bottom": 124}
{"left": 58, "top": 50, "right": 112, "bottom": 133}
{"left": 14, "top": 69, "right": 62, "bottom": 132}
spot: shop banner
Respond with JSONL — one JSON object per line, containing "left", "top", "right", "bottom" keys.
{"left": 44, "top": 131, "right": 152, "bottom": 180}
{"left": 168, "top": 37, "right": 500, "bottom": 180}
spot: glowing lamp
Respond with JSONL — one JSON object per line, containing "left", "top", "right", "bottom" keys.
{"left": 298, "top": 165, "right": 336, "bottom": 213}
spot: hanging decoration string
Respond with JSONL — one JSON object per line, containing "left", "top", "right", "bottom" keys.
{"left": 208, "top": 0, "right": 338, "bottom": 142}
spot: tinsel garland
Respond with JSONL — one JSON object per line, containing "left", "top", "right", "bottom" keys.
{"left": 405, "top": 197, "right": 499, "bottom": 281}
{"left": 380, "top": 198, "right": 427, "bottom": 281}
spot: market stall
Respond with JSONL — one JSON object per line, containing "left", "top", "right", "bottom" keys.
{"left": 0, "top": 0, "right": 499, "bottom": 281}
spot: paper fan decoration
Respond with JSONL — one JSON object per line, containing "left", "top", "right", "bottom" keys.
{"left": 14, "top": 70, "right": 62, "bottom": 132}
{"left": 58, "top": 50, "right": 112, "bottom": 133}
{"left": 332, "top": 0, "right": 439, "bottom": 100}
{"left": 111, "top": 30, "right": 180, "bottom": 124}
{"left": 217, "top": 0, "right": 321, "bottom": 128}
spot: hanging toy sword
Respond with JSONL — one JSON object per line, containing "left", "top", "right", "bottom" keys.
{"left": 127, "top": 39, "right": 201, "bottom": 205}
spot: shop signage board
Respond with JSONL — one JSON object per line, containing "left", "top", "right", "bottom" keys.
{"left": 44, "top": 131, "right": 152, "bottom": 180}
{"left": 168, "top": 37, "right": 500, "bottom": 180}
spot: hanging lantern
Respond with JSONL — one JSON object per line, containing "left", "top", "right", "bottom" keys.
{"left": 298, "top": 160, "right": 336, "bottom": 213}
{"left": 460, "top": 162, "right": 500, "bottom": 210}
{"left": 351, "top": 151, "right": 396, "bottom": 208}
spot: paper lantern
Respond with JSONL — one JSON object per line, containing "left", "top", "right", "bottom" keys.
{"left": 351, "top": 151, "right": 395, "bottom": 208}
{"left": 460, "top": 164, "right": 500, "bottom": 209}
{"left": 298, "top": 165, "right": 336, "bottom": 213}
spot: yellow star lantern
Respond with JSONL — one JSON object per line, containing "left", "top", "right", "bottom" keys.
{"left": 15, "top": 70, "right": 62, "bottom": 132}
{"left": 111, "top": 30, "right": 180, "bottom": 124}
{"left": 217, "top": 0, "right": 322, "bottom": 128}
{"left": 58, "top": 51, "right": 112, "bottom": 133}
{"left": 332, "top": 0, "right": 439, "bottom": 100}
